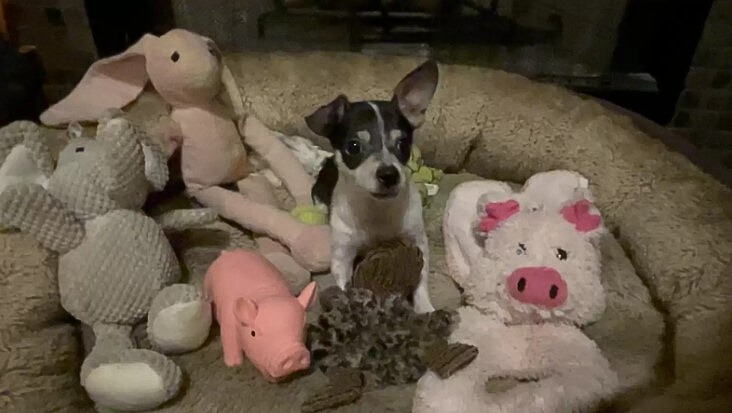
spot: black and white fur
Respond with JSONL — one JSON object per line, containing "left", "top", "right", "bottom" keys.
{"left": 305, "top": 60, "right": 439, "bottom": 313}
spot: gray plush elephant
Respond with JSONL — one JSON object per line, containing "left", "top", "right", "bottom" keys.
{"left": 0, "top": 116, "right": 216, "bottom": 411}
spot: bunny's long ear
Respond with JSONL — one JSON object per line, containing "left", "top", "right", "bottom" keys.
{"left": 221, "top": 64, "right": 245, "bottom": 118}
{"left": 40, "top": 34, "right": 157, "bottom": 126}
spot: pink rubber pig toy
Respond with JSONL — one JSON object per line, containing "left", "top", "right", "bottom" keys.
{"left": 204, "top": 249, "right": 317, "bottom": 382}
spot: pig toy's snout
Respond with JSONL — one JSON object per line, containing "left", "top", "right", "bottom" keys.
{"left": 268, "top": 346, "right": 310, "bottom": 381}
{"left": 507, "top": 267, "right": 567, "bottom": 308}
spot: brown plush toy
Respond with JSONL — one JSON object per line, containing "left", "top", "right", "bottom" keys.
{"left": 302, "top": 238, "right": 478, "bottom": 413}
{"left": 351, "top": 238, "right": 423, "bottom": 302}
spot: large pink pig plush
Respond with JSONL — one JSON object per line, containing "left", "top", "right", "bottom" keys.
{"left": 413, "top": 170, "right": 619, "bottom": 413}
{"left": 204, "top": 249, "right": 317, "bottom": 382}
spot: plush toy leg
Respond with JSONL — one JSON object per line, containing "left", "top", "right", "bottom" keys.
{"left": 491, "top": 372, "right": 615, "bottom": 413}
{"left": 237, "top": 172, "right": 281, "bottom": 206}
{"left": 241, "top": 115, "right": 315, "bottom": 206}
{"left": 147, "top": 284, "right": 212, "bottom": 354}
{"left": 488, "top": 325, "right": 618, "bottom": 413}
{"left": 413, "top": 367, "right": 489, "bottom": 413}
{"left": 256, "top": 237, "right": 311, "bottom": 293}
{"left": 81, "top": 323, "right": 182, "bottom": 411}
{"left": 236, "top": 173, "right": 312, "bottom": 287}
{"left": 191, "top": 186, "right": 331, "bottom": 272}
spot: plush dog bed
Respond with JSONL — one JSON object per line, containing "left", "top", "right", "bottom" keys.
{"left": 1, "top": 52, "right": 730, "bottom": 413}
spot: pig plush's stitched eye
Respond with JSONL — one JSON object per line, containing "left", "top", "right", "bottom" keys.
{"left": 516, "top": 243, "right": 526, "bottom": 255}
{"left": 555, "top": 248, "right": 568, "bottom": 261}
{"left": 250, "top": 330, "right": 256, "bottom": 337}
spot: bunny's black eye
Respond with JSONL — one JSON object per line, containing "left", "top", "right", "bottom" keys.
{"left": 555, "top": 248, "right": 568, "bottom": 261}
{"left": 516, "top": 243, "right": 526, "bottom": 255}
{"left": 75, "top": 147, "right": 85, "bottom": 153}
{"left": 171, "top": 51, "right": 180, "bottom": 62}
{"left": 250, "top": 330, "right": 256, "bottom": 337}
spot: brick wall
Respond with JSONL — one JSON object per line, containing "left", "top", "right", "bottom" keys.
{"left": 5, "top": 0, "right": 97, "bottom": 104}
{"left": 671, "top": 0, "right": 732, "bottom": 172}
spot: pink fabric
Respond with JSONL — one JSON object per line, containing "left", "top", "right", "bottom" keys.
{"left": 561, "top": 199, "right": 601, "bottom": 233}
{"left": 40, "top": 36, "right": 153, "bottom": 125}
{"left": 204, "top": 249, "right": 316, "bottom": 381}
{"left": 506, "top": 266, "right": 567, "bottom": 308}
{"left": 479, "top": 200, "right": 520, "bottom": 233}
{"left": 174, "top": 105, "right": 249, "bottom": 189}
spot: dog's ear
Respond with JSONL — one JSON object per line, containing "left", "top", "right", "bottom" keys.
{"left": 305, "top": 94, "right": 350, "bottom": 139}
{"left": 393, "top": 60, "right": 439, "bottom": 129}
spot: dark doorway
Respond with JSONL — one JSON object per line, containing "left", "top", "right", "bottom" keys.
{"left": 604, "top": 0, "right": 714, "bottom": 125}
{"left": 83, "top": 0, "right": 175, "bottom": 58}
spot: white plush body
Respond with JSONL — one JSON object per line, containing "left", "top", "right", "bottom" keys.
{"left": 413, "top": 171, "right": 618, "bottom": 413}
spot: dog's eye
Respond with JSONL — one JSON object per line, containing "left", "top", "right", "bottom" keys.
{"left": 75, "top": 147, "right": 85, "bottom": 153}
{"left": 344, "top": 140, "right": 362, "bottom": 156}
{"left": 170, "top": 51, "right": 180, "bottom": 62}
{"left": 555, "top": 248, "right": 568, "bottom": 261}
{"left": 396, "top": 137, "right": 409, "bottom": 156}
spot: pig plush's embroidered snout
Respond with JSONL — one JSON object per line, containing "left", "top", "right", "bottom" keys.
{"left": 475, "top": 194, "right": 605, "bottom": 325}
{"left": 204, "top": 250, "right": 317, "bottom": 382}
{"left": 506, "top": 266, "right": 567, "bottom": 308}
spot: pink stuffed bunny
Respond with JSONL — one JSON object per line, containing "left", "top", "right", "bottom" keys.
{"left": 40, "top": 29, "right": 331, "bottom": 282}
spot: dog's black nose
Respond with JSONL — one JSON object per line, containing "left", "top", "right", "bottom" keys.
{"left": 376, "top": 165, "right": 400, "bottom": 187}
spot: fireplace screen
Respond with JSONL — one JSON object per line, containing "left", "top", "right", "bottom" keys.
{"left": 1, "top": 0, "right": 716, "bottom": 127}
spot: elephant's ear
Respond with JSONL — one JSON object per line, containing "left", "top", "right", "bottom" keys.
{"left": 140, "top": 140, "right": 168, "bottom": 191}
{"left": 0, "top": 183, "right": 84, "bottom": 253}
{"left": 97, "top": 117, "right": 169, "bottom": 192}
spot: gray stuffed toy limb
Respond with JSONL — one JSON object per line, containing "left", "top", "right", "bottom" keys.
{"left": 0, "top": 121, "right": 55, "bottom": 194}
{"left": 0, "top": 116, "right": 215, "bottom": 412}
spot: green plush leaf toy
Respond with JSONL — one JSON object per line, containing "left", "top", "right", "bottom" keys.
{"left": 406, "top": 145, "right": 444, "bottom": 206}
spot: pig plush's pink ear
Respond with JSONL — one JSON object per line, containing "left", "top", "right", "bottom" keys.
{"left": 297, "top": 282, "right": 318, "bottom": 310}
{"left": 561, "top": 199, "right": 603, "bottom": 235}
{"left": 234, "top": 298, "right": 259, "bottom": 325}
{"left": 40, "top": 34, "right": 157, "bottom": 126}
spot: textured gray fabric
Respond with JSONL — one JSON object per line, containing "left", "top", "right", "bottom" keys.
{"left": 59, "top": 210, "right": 180, "bottom": 325}
{"left": 0, "top": 183, "right": 85, "bottom": 253}
{"left": 0, "top": 121, "right": 55, "bottom": 176}
{"left": 0, "top": 117, "right": 211, "bottom": 411}
{"left": 147, "top": 283, "right": 205, "bottom": 348}
{"left": 154, "top": 208, "right": 220, "bottom": 233}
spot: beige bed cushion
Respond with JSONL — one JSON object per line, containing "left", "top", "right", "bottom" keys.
{"left": 0, "top": 232, "right": 91, "bottom": 413}
{"left": 225, "top": 51, "right": 732, "bottom": 409}
{"left": 1, "top": 50, "right": 728, "bottom": 412}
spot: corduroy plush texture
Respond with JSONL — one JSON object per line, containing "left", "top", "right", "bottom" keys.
{"left": 1, "top": 51, "right": 730, "bottom": 412}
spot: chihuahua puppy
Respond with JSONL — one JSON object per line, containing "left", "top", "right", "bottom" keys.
{"left": 305, "top": 60, "right": 439, "bottom": 313}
